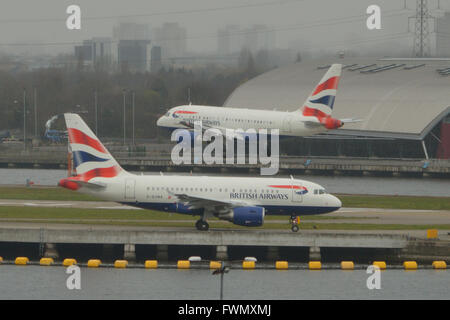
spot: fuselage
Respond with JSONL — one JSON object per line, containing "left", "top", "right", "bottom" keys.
{"left": 61, "top": 112, "right": 341, "bottom": 231}
{"left": 157, "top": 105, "right": 327, "bottom": 137}
{"left": 83, "top": 174, "right": 341, "bottom": 217}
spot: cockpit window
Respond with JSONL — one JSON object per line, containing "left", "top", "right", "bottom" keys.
{"left": 165, "top": 112, "right": 170, "bottom": 116}
{"left": 314, "top": 189, "right": 327, "bottom": 195}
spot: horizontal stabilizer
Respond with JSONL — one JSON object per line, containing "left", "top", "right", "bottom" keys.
{"left": 58, "top": 178, "right": 106, "bottom": 191}
{"left": 339, "top": 118, "right": 364, "bottom": 124}
{"left": 303, "top": 121, "right": 323, "bottom": 128}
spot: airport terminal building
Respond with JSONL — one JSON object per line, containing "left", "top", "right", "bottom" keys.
{"left": 224, "top": 58, "right": 450, "bottom": 159}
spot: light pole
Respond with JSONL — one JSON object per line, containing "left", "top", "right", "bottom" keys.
{"left": 132, "top": 90, "right": 135, "bottom": 146}
{"left": 23, "top": 88, "right": 26, "bottom": 151}
{"left": 34, "top": 87, "right": 37, "bottom": 139}
{"left": 94, "top": 90, "right": 98, "bottom": 135}
{"left": 123, "top": 89, "right": 126, "bottom": 145}
{"left": 212, "top": 263, "right": 229, "bottom": 300}
{"left": 12, "top": 99, "right": 18, "bottom": 117}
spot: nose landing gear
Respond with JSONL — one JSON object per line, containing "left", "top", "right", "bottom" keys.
{"left": 290, "top": 216, "right": 300, "bottom": 232}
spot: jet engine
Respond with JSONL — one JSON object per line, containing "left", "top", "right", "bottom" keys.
{"left": 218, "top": 206, "right": 265, "bottom": 227}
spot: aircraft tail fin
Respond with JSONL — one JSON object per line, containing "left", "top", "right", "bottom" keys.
{"left": 62, "top": 113, "right": 127, "bottom": 180}
{"left": 300, "top": 64, "right": 341, "bottom": 118}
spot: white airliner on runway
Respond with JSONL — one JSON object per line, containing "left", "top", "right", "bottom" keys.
{"left": 157, "top": 64, "right": 360, "bottom": 139}
{"left": 59, "top": 113, "right": 341, "bottom": 232}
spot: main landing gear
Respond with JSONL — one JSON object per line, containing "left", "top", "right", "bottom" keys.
{"left": 290, "top": 216, "right": 300, "bottom": 232}
{"left": 195, "top": 219, "right": 209, "bottom": 231}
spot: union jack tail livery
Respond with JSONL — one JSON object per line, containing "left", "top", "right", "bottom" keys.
{"left": 301, "top": 64, "right": 341, "bottom": 119}
{"left": 59, "top": 113, "right": 126, "bottom": 190}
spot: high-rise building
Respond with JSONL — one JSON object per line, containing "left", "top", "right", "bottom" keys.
{"left": 153, "top": 23, "right": 187, "bottom": 60}
{"left": 117, "top": 40, "right": 151, "bottom": 72}
{"left": 74, "top": 38, "right": 112, "bottom": 67}
{"left": 91, "top": 37, "right": 112, "bottom": 63}
{"left": 113, "top": 22, "right": 151, "bottom": 72}
{"left": 150, "top": 46, "right": 162, "bottom": 73}
{"left": 74, "top": 43, "right": 93, "bottom": 64}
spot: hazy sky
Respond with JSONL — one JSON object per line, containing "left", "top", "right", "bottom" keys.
{"left": 0, "top": 0, "right": 449, "bottom": 55}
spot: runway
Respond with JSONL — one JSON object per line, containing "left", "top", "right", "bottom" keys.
{"left": 0, "top": 200, "right": 449, "bottom": 263}
{"left": 0, "top": 199, "right": 449, "bottom": 226}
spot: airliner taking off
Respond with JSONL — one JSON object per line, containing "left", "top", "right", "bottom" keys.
{"left": 157, "top": 64, "right": 360, "bottom": 139}
{"left": 59, "top": 113, "right": 341, "bottom": 232}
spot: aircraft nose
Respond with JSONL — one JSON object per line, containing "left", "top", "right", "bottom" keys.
{"left": 333, "top": 195, "right": 342, "bottom": 209}
{"left": 156, "top": 116, "right": 164, "bottom": 126}
{"left": 326, "top": 194, "right": 341, "bottom": 210}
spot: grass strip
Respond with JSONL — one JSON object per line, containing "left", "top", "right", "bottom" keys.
{"left": 0, "top": 217, "right": 448, "bottom": 231}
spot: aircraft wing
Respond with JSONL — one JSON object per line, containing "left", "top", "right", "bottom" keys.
{"left": 170, "top": 192, "right": 248, "bottom": 211}
{"left": 303, "top": 118, "right": 364, "bottom": 129}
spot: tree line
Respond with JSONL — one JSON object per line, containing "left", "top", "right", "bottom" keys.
{"left": 0, "top": 53, "right": 269, "bottom": 141}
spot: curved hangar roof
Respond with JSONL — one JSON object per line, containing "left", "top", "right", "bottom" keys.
{"left": 224, "top": 58, "right": 450, "bottom": 140}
